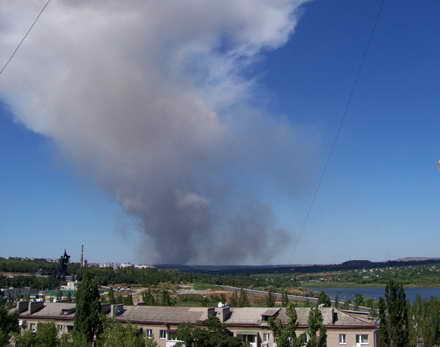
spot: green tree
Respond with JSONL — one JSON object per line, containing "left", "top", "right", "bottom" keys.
{"left": 145, "top": 338, "right": 158, "bottom": 347}
{"left": 176, "top": 316, "right": 242, "bottom": 347}
{"left": 317, "top": 292, "right": 331, "bottom": 308}
{"left": 266, "top": 291, "right": 275, "bottom": 307}
{"left": 98, "top": 320, "right": 146, "bottom": 347}
{"left": 74, "top": 270, "right": 103, "bottom": 343}
{"left": 0, "top": 301, "right": 18, "bottom": 346}
{"left": 115, "top": 295, "right": 124, "bottom": 305}
{"left": 141, "top": 289, "right": 156, "bottom": 306}
{"left": 124, "top": 295, "right": 134, "bottom": 306}
{"left": 306, "top": 306, "right": 326, "bottom": 347}
{"left": 0, "top": 330, "right": 7, "bottom": 347}
{"left": 281, "top": 291, "right": 289, "bottom": 307}
{"left": 108, "top": 289, "right": 116, "bottom": 305}
{"left": 353, "top": 294, "right": 364, "bottom": 310}
{"left": 378, "top": 298, "right": 389, "bottom": 347}
{"left": 270, "top": 303, "right": 305, "bottom": 347}
{"left": 160, "top": 290, "right": 174, "bottom": 306}
{"left": 34, "top": 322, "right": 59, "bottom": 347}
{"left": 386, "top": 281, "right": 409, "bottom": 347}
{"left": 237, "top": 288, "right": 249, "bottom": 307}
{"left": 13, "top": 330, "right": 36, "bottom": 347}
{"left": 378, "top": 281, "right": 409, "bottom": 347}
{"left": 408, "top": 296, "right": 440, "bottom": 347}
{"left": 59, "top": 331, "right": 89, "bottom": 347}
{"left": 364, "top": 298, "right": 377, "bottom": 318}
{"left": 334, "top": 295, "right": 339, "bottom": 309}
{"left": 230, "top": 291, "right": 239, "bottom": 307}
{"left": 201, "top": 296, "right": 210, "bottom": 307}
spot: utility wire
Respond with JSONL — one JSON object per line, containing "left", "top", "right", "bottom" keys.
{"left": 0, "top": 0, "right": 51, "bottom": 76}
{"left": 302, "top": 0, "right": 385, "bottom": 230}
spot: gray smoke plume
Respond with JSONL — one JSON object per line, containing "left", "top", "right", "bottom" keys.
{"left": 0, "top": 0, "right": 314, "bottom": 264}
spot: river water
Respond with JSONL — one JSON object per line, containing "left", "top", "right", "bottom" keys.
{"left": 311, "top": 287, "right": 440, "bottom": 302}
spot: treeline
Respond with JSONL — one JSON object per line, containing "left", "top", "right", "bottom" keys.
{"left": 72, "top": 267, "right": 273, "bottom": 288}
{"left": 377, "top": 280, "right": 440, "bottom": 346}
{"left": 0, "top": 257, "right": 285, "bottom": 290}
{"left": 0, "top": 275, "right": 60, "bottom": 291}
{"left": 0, "top": 258, "right": 58, "bottom": 274}
{"left": 160, "top": 259, "right": 440, "bottom": 276}
{"left": 306, "top": 262, "right": 440, "bottom": 286}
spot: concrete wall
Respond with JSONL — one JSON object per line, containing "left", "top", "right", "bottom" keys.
{"left": 132, "top": 323, "right": 179, "bottom": 347}
{"left": 229, "top": 326, "right": 376, "bottom": 347}
{"left": 21, "top": 319, "right": 74, "bottom": 337}
{"left": 326, "top": 329, "right": 376, "bottom": 347}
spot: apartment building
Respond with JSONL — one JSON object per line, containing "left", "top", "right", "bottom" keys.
{"left": 13, "top": 302, "right": 378, "bottom": 347}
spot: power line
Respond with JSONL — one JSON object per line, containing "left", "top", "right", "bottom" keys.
{"left": 302, "top": 0, "right": 385, "bottom": 230}
{"left": 0, "top": 0, "right": 51, "bottom": 76}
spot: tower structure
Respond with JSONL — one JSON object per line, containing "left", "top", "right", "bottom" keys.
{"left": 80, "top": 244, "right": 84, "bottom": 268}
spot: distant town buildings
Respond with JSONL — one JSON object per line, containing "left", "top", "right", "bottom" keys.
{"left": 97, "top": 262, "right": 155, "bottom": 270}
{"left": 5, "top": 253, "right": 155, "bottom": 271}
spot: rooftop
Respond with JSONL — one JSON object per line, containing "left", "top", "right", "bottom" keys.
{"left": 116, "top": 305, "right": 209, "bottom": 324}
{"left": 15, "top": 303, "right": 377, "bottom": 329}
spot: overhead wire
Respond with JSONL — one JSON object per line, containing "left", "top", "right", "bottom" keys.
{"left": 0, "top": 0, "right": 51, "bottom": 76}
{"left": 301, "top": 0, "right": 385, "bottom": 231}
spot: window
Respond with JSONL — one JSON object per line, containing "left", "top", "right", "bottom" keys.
{"left": 146, "top": 329, "right": 153, "bottom": 338}
{"left": 57, "top": 324, "right": 64, "bottom": 332}
{"left": 339, "top": 334, "right": 346, "bottom": 344}
{"left": 263, "top": 333, "right": 270, "bottom": 342}
{"left": 239, "top": 335, "right": 256, "bottom": 343}
{"left": 356, "top": 334, "right": 369, "bottom": 344}
{"left": 67, "top": 325, "right": 74, "bottom": 332}
{"left": 160, "top": 329, "right": 167, "bottom": 339}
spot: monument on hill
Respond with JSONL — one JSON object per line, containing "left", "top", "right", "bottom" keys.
{"left": 57, "top": 249, "right": 70, "bottom": 280}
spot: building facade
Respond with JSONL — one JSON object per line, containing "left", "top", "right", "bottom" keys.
{"left": 13, "top": 302, "right": 378, "bottom": 347}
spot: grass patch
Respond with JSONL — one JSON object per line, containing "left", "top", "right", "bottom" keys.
{"left": 192, "top": 283, "right": 220, "bottom": 290}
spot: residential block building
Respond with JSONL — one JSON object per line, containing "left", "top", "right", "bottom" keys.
{"left": 13, "top": 302, "right": 378, "bottom": 347}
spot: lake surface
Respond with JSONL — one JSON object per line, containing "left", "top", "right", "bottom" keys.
{"left": 311, "top": 287, "right": 440, "bottom": 302}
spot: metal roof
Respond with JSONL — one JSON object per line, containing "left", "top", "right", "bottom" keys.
{"left": 16, "top": 303, "right": 377, "bottom": 329}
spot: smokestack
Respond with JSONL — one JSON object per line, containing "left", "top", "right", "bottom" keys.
{"left": 80, "top": 244, "right": 84, "bottom": 268}
{"left": 16, "top": 301, "right": 29, "bottom": 314}
{"left": 216, "top": 305, "right": 232, "bottom": 323}
{"left": 332, "top": 309, "right": 338, "bottom": 324}
{"left": 28, "top": 302, "right": 44, "bottom": 314}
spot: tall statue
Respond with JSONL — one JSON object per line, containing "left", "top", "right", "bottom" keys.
{"left": 57, "top": 249, "right": 70, "bottom": 280}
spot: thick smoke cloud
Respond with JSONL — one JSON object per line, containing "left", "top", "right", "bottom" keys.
{"left": 0, "top": 0, "right": 313, "bottom": 264}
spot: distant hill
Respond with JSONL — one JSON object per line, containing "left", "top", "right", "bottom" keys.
{"left": 341, "top": 260, "right": 372, "bottom": 267}
{"left": 395, "top": 257, "right": 440, "bottom": 262}
{"left": 155, "top": 257, "right": 440, "bottom": 275}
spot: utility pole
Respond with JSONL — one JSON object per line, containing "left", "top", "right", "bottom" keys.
{"left": 80, "top": 244, "right": 84, "bottom": 268}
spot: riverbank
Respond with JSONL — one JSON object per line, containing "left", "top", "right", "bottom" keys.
{"left": 301, "top": 281, "right": 440, "bottom": 288}
{"left": 307, "top": 286, "right": 440, "bottom": 302}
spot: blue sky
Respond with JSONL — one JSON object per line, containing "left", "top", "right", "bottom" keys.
{"left": 1, "top": 0, "right": 439, "bottom": 264}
